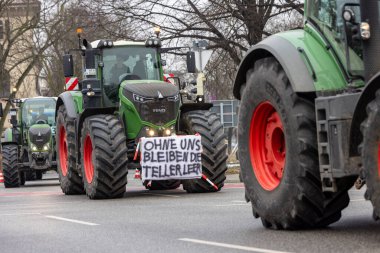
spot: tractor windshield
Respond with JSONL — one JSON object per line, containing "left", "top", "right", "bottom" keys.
{"left": 307, "top": 0, "right": 364, "bottom": 77}
{"left": 103, "top": 46, "right": 161, "bottom": 85}
{"left": 102, "top": 46, "right": 161, "bottom": 104}
{"left": 22, "top": 98, "right": 56, "bottom": 127}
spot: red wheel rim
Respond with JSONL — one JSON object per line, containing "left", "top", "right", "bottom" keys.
{"left": 59, "top": 126, "right": 68, "bottom": 176}
{"left": 83, "top": 134, "right": 94, "bottom": 183}
{"left": 249, "top": 101, "right": 286, "bottom": 191}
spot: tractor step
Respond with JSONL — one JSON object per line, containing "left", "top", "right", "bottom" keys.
{"left": 315, "top": 92, "right": 361, "bottom": 192}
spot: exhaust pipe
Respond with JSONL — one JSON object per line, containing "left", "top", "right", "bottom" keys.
{"left": 361, "top": 0, "right": 380, "bottom": 81}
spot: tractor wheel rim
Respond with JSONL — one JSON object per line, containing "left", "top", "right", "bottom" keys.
{"left": 83, "top": 134, "right": 94, "bottom": 184}
{"left": 59, "top": 126, "right": 68, "bottom": 176}
{"left": 249, "top": 101, "right": 285, "bottom": 191}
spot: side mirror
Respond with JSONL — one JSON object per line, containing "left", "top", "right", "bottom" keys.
{"left": 9, "top": 109, "right": 17, "bottom": 126}
{"left": 342, "top": 4, "right": 363, "bottom": 74}
{"left": 63, "top": 54, "right": 74, "bottom": 77}
{"left": 84, "top": 49, "right": 100, "bottom": 77}
{"left": 0, "top": 103, "right": 3, "bottom": 117}
{"left": 187, "top": 51, "right": 196, "bottom": 73}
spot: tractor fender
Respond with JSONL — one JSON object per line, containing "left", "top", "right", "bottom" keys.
{"left": 180, "top": 103, "right": 213, "bottom": 114}
{"left": 233, "top": 35, "right": 315, "bottom": 100}
{"left": 349, "top": 73, "right": 380, "bottom": 156}
{"left": 56, "top": 92, "right": 79, "bottom": 119}
{"left": 1, "top": 128, "right": 17, "bottom": 146}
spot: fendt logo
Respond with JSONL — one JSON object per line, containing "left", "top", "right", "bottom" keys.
{"left": 153, "top": 108, "right": 166, "bottom": 113}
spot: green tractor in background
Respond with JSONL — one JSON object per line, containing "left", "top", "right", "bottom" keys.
{"left": 234, "top": 0, "right": 380, "bottom": 229}
{"left": 1, "top": 97, "right": 57, "bottom": 187}
{"left": 57, "top": 28, "right": 227, "bottom": 199}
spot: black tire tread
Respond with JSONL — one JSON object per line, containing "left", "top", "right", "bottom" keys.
{"left": 2, "top": 145, "right": 20, "bottom": 188}
{"left": 56, "top": 105, "right": 84, "bottom": 194}
{"left": 181, "top": 110, "right": 228, "bottom": 193}
{"left": 81, "top": 114, "right": 128, "bottom": 199}
{"left": 360, "top": 89, "right": 380, "bottom": 220}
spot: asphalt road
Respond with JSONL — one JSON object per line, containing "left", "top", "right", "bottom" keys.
{"left": 0, "top": 172, "right": 379, "bottom": 253}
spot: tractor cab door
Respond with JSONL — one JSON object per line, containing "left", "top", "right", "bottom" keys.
{"left": 306, "top": 0, "right": 364, "bottom": 78}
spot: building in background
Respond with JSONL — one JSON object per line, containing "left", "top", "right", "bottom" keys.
{"left": 0, "top": 0, "right": 41, "bottom": 100}
{"left": 0, "top": 0, "right": 41, "bottom": 129}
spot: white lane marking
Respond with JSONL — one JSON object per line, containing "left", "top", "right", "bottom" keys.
{"left": 46, "top": 215, "right": 99, "bottom": 226}
{"left": 232, "top": 200, "right": 247, "bottom": 203}
{"left": 142, "top": 193, "right": 180, "bottom": 198}
{"left": 0, "top": 212, "right": 41, "bottom": 216}
{"left": 350, "top": 199, "right": 366, "bottom": 202}
{"left": 0, "top": 201, "right": 80, "bottom": 208}
{"left": 215, "top": 203, "right": 249, "bottom": 207}
{"left": 179, "top": 238, "right": 294, "bottom": 253}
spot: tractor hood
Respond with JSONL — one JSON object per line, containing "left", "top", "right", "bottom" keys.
{"left": 29, "top": 124, "right": 51, "bottom": 148}
{"left": 121, "top": 80, "right": 180, "bottom": 126}
{"left": 122, "top": 80, "right": 179, "bottom": 99}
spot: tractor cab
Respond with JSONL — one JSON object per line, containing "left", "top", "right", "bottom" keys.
{"left": 21, "top": 97, "right": 56, "bottom": 127}
{"left": 89, "top": 40, "right": 170, "bottom": 105}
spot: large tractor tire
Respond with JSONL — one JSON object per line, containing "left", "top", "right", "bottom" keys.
{"left": 360, "top": 89, "right": 380, "bottom": 220}
{"left": 145, "top": 180, "right": 181, "bottom": 190}
{"left": 80, "top": 115, "right": 128, "bottom": 199}
{"left": 180, "top": 110, "right": 228, "bottom": 193}
{"left": 2, "top": 145, "right": 21, "bottom": 188}
{"left": 56, "top": 105, "right": 84, "bottom": 194}
{"left": 238, "top": 57, "right": 353, "bottom": 229}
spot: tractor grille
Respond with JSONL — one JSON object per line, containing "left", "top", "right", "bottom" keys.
{"left": 137, "top": 99, "right": 178, "bottom": 125}
{"left": 29, "top": 127, "right": 51, "bottom": 148}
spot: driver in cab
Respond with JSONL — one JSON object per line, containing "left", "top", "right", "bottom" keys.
{"left": 110, "top": 55, "right": 130, "bottom": 84}
{"left": 34, "top": 107, "right": 48, "bottom": 124}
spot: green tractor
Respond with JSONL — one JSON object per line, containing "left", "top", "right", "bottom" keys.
{"left": 234, "top": 0, "right": 380, "bottom": 229}
{"left": 1, "top": 97, "right": 57, "bottom": 187}
{"left": 57, "top": 30, "right": 227, "bottom": 199}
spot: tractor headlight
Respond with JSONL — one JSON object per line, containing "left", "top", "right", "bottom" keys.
{"left": 43, "top": 144, "right": 50, "bottom": 151}
{"left": 31, "top": 144, "right": 38, "bottom": 152}
{"left": 133, "top": 94, "right": 153, "bottom": 103}
{"left": 145, "top": 38, "right": 162, "bottom": 47}
{"left": 145, "top": 127, "right": 157, "bottom": 137}
{"left": 163, "top": 126, "right": 175, "bottom": 136}
{"left": 164, "top": 129, "right": 172, "bottom": 136}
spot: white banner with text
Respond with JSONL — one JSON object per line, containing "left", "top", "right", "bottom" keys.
{"left": 140, "top": 135, "right": 203, "bottom": 181}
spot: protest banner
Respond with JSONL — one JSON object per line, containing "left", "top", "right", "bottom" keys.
{"left": 140, "top": 135, "right": 202, "bottom": 181}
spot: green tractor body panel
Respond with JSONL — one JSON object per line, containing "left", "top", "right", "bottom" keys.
{"left": 277, "top": 27, "right": 348, "bottom": 91}
{"left": 71, "top": 91, "right": 84, "bottom": 114}
{"left": 3, "top": 128, "right": 13, "bottom": 142}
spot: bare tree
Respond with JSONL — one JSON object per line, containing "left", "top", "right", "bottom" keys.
{"left": 0, "top": 0, "right": 72, "bottom": 135}
{"left": 79, "top": 0, "right": 303, "bottom": 99}
{"left": 84, "top": 1, "right": 303, "bottom": 64}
